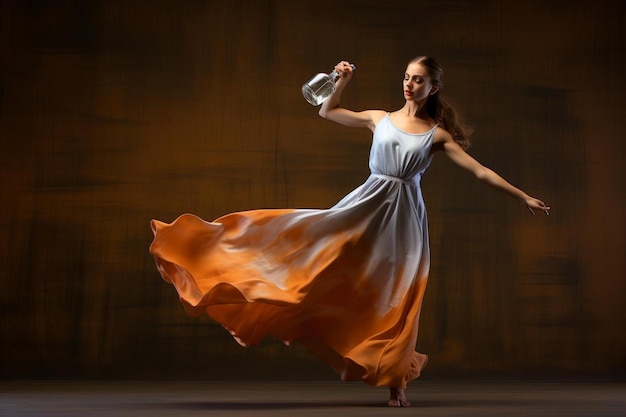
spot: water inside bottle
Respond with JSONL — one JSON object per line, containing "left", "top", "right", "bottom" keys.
{"left": 302, "top": 73, "right": 336, "bottom": 106}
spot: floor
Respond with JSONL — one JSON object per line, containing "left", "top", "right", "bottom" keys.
{"left": 1, "top": 379, "right": 624, "bottom": 416}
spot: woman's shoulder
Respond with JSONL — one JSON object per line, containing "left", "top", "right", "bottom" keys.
{"left": 364, "top": 110, "right": 389, "bottom": 131}
{"left": 433, "top": 125, "right": 453, "bottom": 143}
{"left": 369, "top": 110, "right": 388, "bottom": 123}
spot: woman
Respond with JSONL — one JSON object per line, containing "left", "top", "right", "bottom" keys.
{"left": 149, "top": 56, "right": 550, "bottom": 407}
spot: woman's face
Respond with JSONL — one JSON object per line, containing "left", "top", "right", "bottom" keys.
{"left": 403, "top": 62, "right": 438, "bottom": 102}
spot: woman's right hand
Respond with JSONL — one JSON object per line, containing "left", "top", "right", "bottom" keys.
{"left": 334, "top": 61, "right": 354, "bottom": 81}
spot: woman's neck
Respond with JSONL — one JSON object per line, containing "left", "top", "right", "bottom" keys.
{"left": 400, "top": 100, "right": 428, "bottom": 119}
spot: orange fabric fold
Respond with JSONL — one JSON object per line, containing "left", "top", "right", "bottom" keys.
{"left": 150, "top": 115, "right": 437, "bottom": 388}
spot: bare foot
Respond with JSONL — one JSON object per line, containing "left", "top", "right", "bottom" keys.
{"left": 388, "top": 387, "right": 410, "bottom": 407}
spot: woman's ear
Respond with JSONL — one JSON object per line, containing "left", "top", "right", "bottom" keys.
{"left": 429, "top": 84, "right": 440, "bottom": 96}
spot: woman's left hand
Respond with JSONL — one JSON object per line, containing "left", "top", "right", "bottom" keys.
{"left": 525, "top": 197, "right": 550, "bottom": 215}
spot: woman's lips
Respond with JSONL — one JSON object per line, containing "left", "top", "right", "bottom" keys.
{"left": 404, "top": 90, "right": 413, "bottom": 96}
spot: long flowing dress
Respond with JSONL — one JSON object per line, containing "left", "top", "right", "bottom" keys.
{"left": 150, "top": 114, "right": 435, "bottom": 388}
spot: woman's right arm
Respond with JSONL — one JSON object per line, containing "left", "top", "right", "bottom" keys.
{"left": 318, "top": 61, "right": 385, "bottom": 132}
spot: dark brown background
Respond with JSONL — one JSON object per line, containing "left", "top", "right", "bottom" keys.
{"left": 0, "top": 0, "right": 624, "bottom": 380}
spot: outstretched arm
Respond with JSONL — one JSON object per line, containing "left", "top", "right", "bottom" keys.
{"left": 440, "top": 131, "right": 550, "bottom": 215}
{"left": 318, "top": 61, "right": 386, "bottom": 132}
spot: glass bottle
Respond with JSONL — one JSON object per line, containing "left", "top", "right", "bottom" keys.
{"left": 302, "top": 64, "right": 356, "bottom": 106}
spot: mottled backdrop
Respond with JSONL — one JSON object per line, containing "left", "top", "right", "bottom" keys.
{"left": 0, "top": 0, "right": 624, "bottom": 379}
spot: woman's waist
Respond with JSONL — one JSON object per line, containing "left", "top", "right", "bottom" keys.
{"left": 369, "top": 172, "right": 421, "bottom": 185}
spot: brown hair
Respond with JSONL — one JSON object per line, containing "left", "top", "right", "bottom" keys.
{"left": 410, "top": 56, "right": 472, "bottom": 150}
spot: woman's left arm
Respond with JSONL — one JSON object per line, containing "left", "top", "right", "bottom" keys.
{"left": 441, "top": 132, "right": 551, "bottom": 215}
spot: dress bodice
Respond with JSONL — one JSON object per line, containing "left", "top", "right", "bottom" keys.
{"left": 369, "top": 114, "right": 436, "bottom": 183}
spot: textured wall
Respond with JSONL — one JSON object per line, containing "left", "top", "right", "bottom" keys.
{"left": 0, "top": 0, "right": 624, "bottom": 379}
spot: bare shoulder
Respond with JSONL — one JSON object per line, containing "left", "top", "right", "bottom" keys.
{"left": 369, "top": 110, "right": 388, "bottom": 124}
{"left": 362, "top": 110, "right": 389, "bottom": 132}
{"left": 433, "top": 126, "right": 453, "bottom": 144}
{"left": 429, "top": 126, "right": 455, "bottom": 154}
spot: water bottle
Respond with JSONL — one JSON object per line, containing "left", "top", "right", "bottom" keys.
{"left": 302, "top": 64, "right": 356, "bottom": 106}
